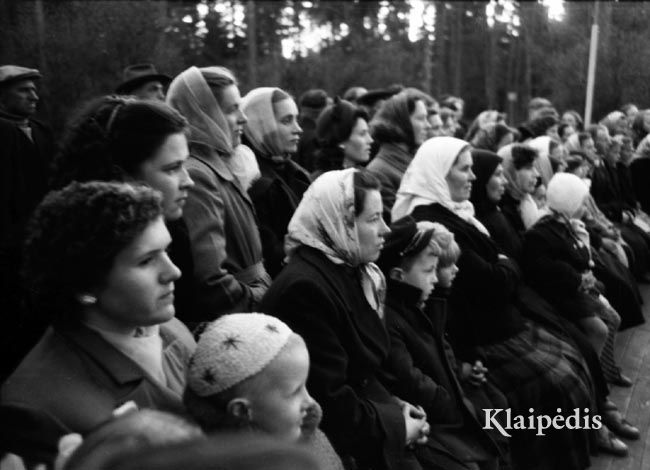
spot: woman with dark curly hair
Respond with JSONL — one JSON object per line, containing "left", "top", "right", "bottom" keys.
{"left": 50, "top": 96, "right": 197, "bottom": 326}
{"left": 366, "top": 88, "right": 433, "bottom": 223}
{"left": 311, "top": 97, "right": 373, "bottom": 180}
{"left": 0, "top": 181, "right": 196, "bottom": 465}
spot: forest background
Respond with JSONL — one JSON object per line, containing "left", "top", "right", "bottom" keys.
{"left": 1, "top": 0, "right": 648, "bottom": 135}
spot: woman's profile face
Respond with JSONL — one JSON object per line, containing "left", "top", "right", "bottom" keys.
{"left": 273, "top": 98, "right": 302, "bottom": 154}
{"left": 90, "top": 217, "right": 181, "bottom": 332}
{"left": 342, "top": 118, "right": 373, "bottom": 165}
{"left": 410, "top": 100, "right": 432, "bottom": 147}
{"left": 356, "top": 189, "right": 390, "bottom": 263}
{"left": 219, "top": 84, "right": 247, "bottom": 148}
{"left": 137, "top": 133, "right": 194, "bottom": 221}
{"left": 515, "top": 164, "right": 539, "bottom": 194}
{"left": 446, "top": 150, "right": 475, "bottom": 203}
{"left": 486, "top": 164, "right": 507, "bottom": 203}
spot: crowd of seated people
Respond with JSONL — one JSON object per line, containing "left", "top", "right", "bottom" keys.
{"left": 3, "top": 60, "right": 650, "bottom": 470}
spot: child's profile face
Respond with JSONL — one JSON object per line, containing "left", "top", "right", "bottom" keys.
{"left": 437, "top": 263, "right": 459, "bottom": 289}
{"left": 245, "top": 335, "right": 315, "bottom": 442}
{"left": 401, "top": 246, "right": 439, "bottom": 302}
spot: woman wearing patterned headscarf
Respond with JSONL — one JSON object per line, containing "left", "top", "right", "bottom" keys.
{"left": 241, "top": 87, "right": 311, "bottom": 278}
{"left": 394, "top": 136, "right": 596, "bottom": 470}
{"left": 261, "top": 169, "right": 430, "bottom": 470}
{"left": 166, "top": 66, "right": 269, "bottom": 325}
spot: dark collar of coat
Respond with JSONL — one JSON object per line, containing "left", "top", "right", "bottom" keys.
{"left": 374, "top": 142, "right": 413, "bottom": 173}
{"left": 293, "top": 246, "right": 360, "bottom": 289}
{"left": 386, "top": 279, "right": 448, "bottom": 336}
{"left": 53, "top": 322, "right": 165, "bottom": 385}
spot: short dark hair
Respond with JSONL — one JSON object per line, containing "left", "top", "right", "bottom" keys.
{"left": 370, "top": 88, "right": 430, "bottom": 150}
{"left": 353, "top": 170, "right": 381, "bottom": 216}
{"left": 23, "top": 181, "right": 163, "bottom": 323}
{"left": 528, "top": 115, "right": 559, "bottom": 137}
{"left": 510, "top": 144, "right": 538, "bottom": 170}
{"left": 51, "top": 95, "right": 188, "bottom": 189}
{"left": 299, "top": 88, "right": 328, "bottom": 109}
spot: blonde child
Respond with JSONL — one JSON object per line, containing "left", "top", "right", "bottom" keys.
{"left": 378, "top": 217, "right": 506, "bottom": 470}
{"left": 183, "top": 313, "right": 342, "bottom": 470}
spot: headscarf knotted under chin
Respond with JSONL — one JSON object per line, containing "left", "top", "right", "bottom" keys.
{"left": 166, "top": 66, "right": 233, "bottom": 157}
{"left": 241, "top": 87, "right": 290, "bottom": 162}
{"left": 285, "top": 168, "right": 386, "bottom": 317}
{"left": 392, "top": 136, "right": 489, "bottom": 235}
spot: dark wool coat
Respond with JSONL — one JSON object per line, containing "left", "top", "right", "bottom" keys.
{"left": 380, "top": 280, "right": 504, "bottom": 469}
{"left": 182, "top": 144, "right": 270, "bottom": 321}
{"left": 0, "top": 318, "right": 195, "bottom": 464}
{"left": 366, "top": 142, "right": 414, "bottom": 224}
{"left": 260, "top": 247, "right": 420, "bottom": 470}
{"left": 591, "top": 162, "right": 650, "bottom": 278}
{"left": 497, "top": 191, "right": 527, "bottom": 241}
{"left": 411, "top": 203, "right": 526, "bottom": 360}
{"left": 411, "top": 204, "right": 594, "bottom": 470}
{"left": 523, "top": 215, "right": 604, "bottom": 323}
{"left": 616, "top": 162, "right": 639, "bottom": 211}
{"left": 590, "top": 162, "right": 631, "bottom": 223}
{"left": 0, "top": 117, "right": 54, "bottom": 381}
{"left": 248, "top": 156, "right": 311, "bottom": 278}
{"left": 630, "top": 157, "right": 650, "bottom": 213}
{"left": 473, "top": 189, "right": 614, "bottom": 406}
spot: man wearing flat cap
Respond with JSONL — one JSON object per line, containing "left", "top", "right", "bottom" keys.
{"left": 0, "top": 65, "right": 54, "bottom": 380}
{"left": 115, "top": 63, "right": 171, "bottom": 101}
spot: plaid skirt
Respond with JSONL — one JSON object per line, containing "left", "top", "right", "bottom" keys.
{"left": 477, "top": 323, "right": 594, "bottom": 470}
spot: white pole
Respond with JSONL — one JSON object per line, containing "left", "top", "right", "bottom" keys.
{"left": 584, "top": 1, "right": 600, "bottom": 127}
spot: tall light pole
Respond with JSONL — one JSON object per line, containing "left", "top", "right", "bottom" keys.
{"left": 584, "top": 1, "right": 600, "bottom": 127}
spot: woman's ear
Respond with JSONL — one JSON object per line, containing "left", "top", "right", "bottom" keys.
{"left": 389, "top": 267, "right": 405, "bottom": 281}
{"left": 226, "top": 398, "right": 252, "bottom": 422}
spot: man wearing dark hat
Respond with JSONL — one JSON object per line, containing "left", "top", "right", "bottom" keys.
{"left": 0, "top": 65, "right": 55, "bottom": 380}
{"left": 115, "top": 63, "right": 171, "bottom": 101}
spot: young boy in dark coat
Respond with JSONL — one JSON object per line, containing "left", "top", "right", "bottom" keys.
{"left": 377, "top": 216, "right": 507, "bottom": 470}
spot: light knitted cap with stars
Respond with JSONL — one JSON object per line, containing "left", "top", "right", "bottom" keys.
{"left": 187, "top": 313, "right": 294, "bottom": 396}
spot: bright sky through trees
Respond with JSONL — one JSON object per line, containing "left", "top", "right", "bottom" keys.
{"left": 191, "top": 0, "right": 565, "bottom": 59}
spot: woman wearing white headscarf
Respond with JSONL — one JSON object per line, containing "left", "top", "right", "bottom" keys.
{"left": 394, "top": 136, "right": 595, "bottom": 470}
{"left": 497, "top": 143, "right": 543, "bottom": 233}
{"left": 241, "top": 87, "right": 311, "bottom": 278}
{"left": 261, "top": 169, "right": 431, "bottom": 470}
{"left": 166, "top": 66, "right": 269, "bottom": 325}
